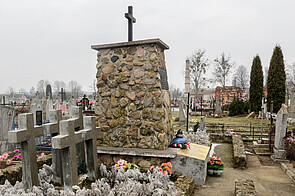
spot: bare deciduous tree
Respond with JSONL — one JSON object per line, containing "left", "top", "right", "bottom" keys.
{"left": 188, "top": 49, "right": 210, "bottom": 98}
{"left": 68, "top": 80, "right": 82, "bottom": 99}
{"left": 286, "top": 62, "right": 295, "bottom": 92}
{"left": 233, "top": 65, "right": 249, "bottom": 91}
{"left": 88, "top": 79, "right": 97, "bottom": 99}
{"left": 53, "top": 80, "right": 66, "bottom": 95}
{"left": 169, "top": 84, "right": 183, "bottom": 101}
{"left": 37, "top": 79, "right": 50, "bottom": 97}
{"left": 213, "top": 53, "right": 234, "bottom": 87}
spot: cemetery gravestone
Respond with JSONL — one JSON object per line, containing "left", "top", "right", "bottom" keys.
{"left": 43, "top": 110, "right": 63, "bottom": 184}
{"left": 179, "top": 102, "right": 186, "bottom": 126}
{"left": 8, "top": 113, "right": 43, "bottom": 190}
{"left": 71, "top": 106, "right": 85, "bottom": 166}
{"left": 52, "top": 119, "right": 83, "bottom": 190}
{"left": 200, "top": 117, "right": 205, "bottom": 131}
{"left": 0, "top": 106, "right": 15, "bottom": 153}
{"left": 216, "top": 98, "right": 222, "bottom": 114}
{"left": 288, "top": 91, "right": 295, "bottom": 118}
{"left": 271, "top": 104, "right": 288, "bottom": 161}
{"left": 81, "top": 116, "right": 102, "bottom": 181}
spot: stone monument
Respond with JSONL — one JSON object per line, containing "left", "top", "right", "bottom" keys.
{"left": 0, "top": 106, "right": 15, "bottom": 153}
{"left": 92, "top": 38, "right": 173, "bottom": 150}
{"left": 271, "top": 104, "right": 288, "bottom": 161}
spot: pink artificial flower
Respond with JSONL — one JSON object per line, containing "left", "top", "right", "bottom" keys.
{"left": 235, "top": 132, "right": 241, "bottom": 135}
{"left": 0, "top": 156, "right": 3, "bottom": 161}
{"left": 14, "top": 149, "right": 19, "bottom": 153}
{"left": 18, "top": 154, "right": 22, "bottom": 159}
{"left": 2, "top": 153, "right": 9, "bottom": 159}
{"left": 6, "top": 159, "right": 11, "bottom": 165}
{"left": 39, "top": 153, "right": 45, "bottom": 158}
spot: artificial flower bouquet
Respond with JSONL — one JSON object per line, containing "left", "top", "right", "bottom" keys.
{"left": 208, "top": 156, "right": 224, "bottom": 170}
{"left": 150, "top": 162, "right": 172, "bottom": 175}
{"left": 115, "top": 159, "right": 139, "bottom": 171}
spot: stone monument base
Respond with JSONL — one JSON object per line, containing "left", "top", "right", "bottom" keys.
{"left": 97, "top": 146, "right": 209, "bottom": 185}
{"left": 271, "top": 148, "right": 288, "bottom": 162}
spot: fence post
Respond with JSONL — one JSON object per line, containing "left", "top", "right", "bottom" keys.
{"left": 253, "top": 127, "right": 255, "bottom": 141}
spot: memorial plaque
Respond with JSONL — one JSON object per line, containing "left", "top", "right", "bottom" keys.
{"left": 177, "top": 143, "right": 210, "bottom": 161}
{"left": 36, "top": 111, "right": 42, "bottom": 125}
{"left": 159, "top": 67, "right": 169, "bottom": 90}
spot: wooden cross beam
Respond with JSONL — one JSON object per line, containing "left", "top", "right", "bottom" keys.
{"left": 81, "top": 116, "right": 104, "bottom": 181}
{"left": 125, "top": 6, "right": 136, "bottom": 42}
{"left": 8, "top": 113, "right": 43, "bottom": 190}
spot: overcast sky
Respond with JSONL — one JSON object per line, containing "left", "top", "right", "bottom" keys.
{"left": 1, "top": 0, "right": 295, "bottom": 94}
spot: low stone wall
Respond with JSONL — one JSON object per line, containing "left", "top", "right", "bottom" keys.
{"left": 0, "top": 154, "right": 52, "bottom": 185}
{"left": 235, "top": 178, "right": 256, "bottom": 196}
{"left": 232, "top": 135, "right": 246, "bottom": 169}
{"left": 175, "top": 176, "right": 195, "bottom": 196}
{"left": 210, "top": 133, "right": 232, "bottom": 143}
{"left": 281, "top": 163, "right": 295, "bottom": 184}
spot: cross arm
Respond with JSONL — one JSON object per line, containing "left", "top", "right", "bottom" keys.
{"left": 8, "top": 129, "right": 28, "bottom": 143}
{"left": 125, "top": 13, "right": 136, "bottom": 23}
{"left": 52, "top": 135, "right": 70, "bottom": 149}
{"left": 43, "top": 123, "right": 58, "bottom": 135}
{"left": 34, "top": 126, "right": 44, "bottom": 138}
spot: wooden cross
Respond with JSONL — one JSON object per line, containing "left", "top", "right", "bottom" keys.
{"left": 51, "top": 119, "right": 83, "bottom": 190}
{"left": 125, "top": 6, "right": 136, "bottom": 41}
{"left": 8, "top": 113, "right": 43, "bottom": 190}
{"left": 42, "top": 109, "right": 63, "bottom": 185}
{"left": 81, "top": 116, "right": 104, "bottom": 181}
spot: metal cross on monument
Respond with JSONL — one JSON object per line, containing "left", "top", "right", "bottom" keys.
{"left": 125, "top": 6, "right": 136, "bottom": 42}
{"left": 59, "top": 88, "right": 66, "bottom": 102}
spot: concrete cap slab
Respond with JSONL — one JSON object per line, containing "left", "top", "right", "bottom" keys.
{"left": 91, "top": 38, "right": 169, "bottom": 51}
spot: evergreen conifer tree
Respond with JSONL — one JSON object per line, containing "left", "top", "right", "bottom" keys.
{"left": 249, "top": 55, "right": 264, "bottom": 113}
{"left": 267, "top": 45, "right": 286, "bottom": 113}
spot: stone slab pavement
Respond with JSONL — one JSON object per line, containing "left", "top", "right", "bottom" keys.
{"left": 194, "top": 143, "right": 295, "bottom": 196}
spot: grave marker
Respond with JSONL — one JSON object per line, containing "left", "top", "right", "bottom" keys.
{"left": 81, "top": 116, "right": 103, "bottom": 181}
{"left": 0, "top": 106, "right": 15, "bottom": 153}
{"left": 43, "top": 110, "right": 63, "bottom": 184}
{"left": 271, "top": 104, "right": 288, "bottom": 161}
{"left": 8, "top": 113, "right": 43, "bottom": 190}
{"left": 52, "top": 119, "right": 83, "bottom": 190}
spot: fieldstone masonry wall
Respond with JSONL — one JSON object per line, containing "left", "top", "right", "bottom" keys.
{"left": 92, "top": 39, "right": 173, "bottom": 150}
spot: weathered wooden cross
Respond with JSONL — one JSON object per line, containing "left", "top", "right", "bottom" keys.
{"left": 125, "top": 6, "right": 136, "bottom": 42}
{"left": 81, "top": 116, "right": 103, "bottom": 181}
{"left": 43, "top": 109, "right": 63, "bottom": 185}
{"left": 8, "top": 113, "right": 43, "bottom": 190}
{"left": 52, "top": 119, "right": 83, "bottom": 190}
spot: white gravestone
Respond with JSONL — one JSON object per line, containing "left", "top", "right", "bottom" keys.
{"left": 8, "top": 113, "right": 43, "bottom": 190}
{"left": 272, "top": 104, "right": 288, "bottom": 160}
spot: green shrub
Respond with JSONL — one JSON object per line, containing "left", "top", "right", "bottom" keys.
{"left": 229, "top": 99, "right": 246, "bottom": 116}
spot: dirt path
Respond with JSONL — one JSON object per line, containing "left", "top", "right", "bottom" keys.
{"left": 194, "top": 143, "right": 295, "bottom": 196}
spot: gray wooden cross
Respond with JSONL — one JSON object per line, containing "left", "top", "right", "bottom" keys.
{"left": 8, "top": 113, "right": 43, "bottom": 190}
{"left": 52, "top": 119, "right": 83, "bottom": 190}
{"left": 81, "top": 116, "right": 104, "bottom": 181}
{"left": 125, "top": 6, "right": 136, "bottom": 42}
{"left": 42, "top": 109, "right": 63, "bottom": 185}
